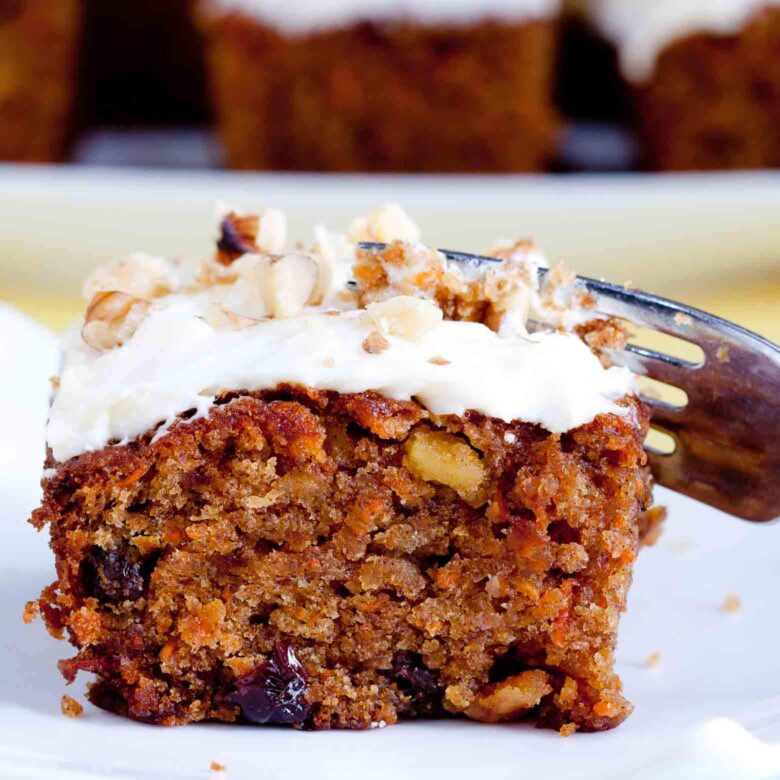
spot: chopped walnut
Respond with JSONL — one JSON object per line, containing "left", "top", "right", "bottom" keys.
{"left": 348, "top": 203, "right": 421, "bottom": 245}
{"left": 466, "top": 670, "right": 552, "bottom": 723}
{"left": 217, "top": 211, "right": 258, "bottom": 264}
{"left": 82, "top": 291, "right": 150, "bottom": 350}
{"left": 362, "top": 331, "right": 390, "bottom": 355}
{"left": 404, "top": 428, "right": 486, "bottom": 507}
{"left": 61, "top": 695, "right": 84, "bottom": 718}
{"left": 261, "top": 253, "right": 319, "bottom": 318}
{"left": 363, "top": 296, "right": 443, "bottom": 341}
{"left": 82, "top": 252, "right": 179, "bottom": 301}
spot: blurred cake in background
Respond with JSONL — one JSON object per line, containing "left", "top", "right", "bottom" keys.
{"left": 197, "top": 0, "right": 562, "bottom": 172}
{"left": 0, "top": 0, "right": 81, "bottom": 162}
{"left": 583, "top": 0, "right": 780, "bottom": 171}
{"left": 80, "top": 0, "right": 207, "bottom": 126}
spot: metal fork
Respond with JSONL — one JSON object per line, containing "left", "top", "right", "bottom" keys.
{"left": 360, "top": 243, "right": 780, "bottom": 523}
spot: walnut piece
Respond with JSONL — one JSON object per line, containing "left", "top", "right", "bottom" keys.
{"left": 465, "top": 670, "right": 552, "bottom": 723}
{"left": 363, "top": 296, "right": 443, "bottom": 341}
{"left": 362, "top": 330, "right": 390, "bottom": 354}
{"left": 348, "top": 203, "right": 421, "bottom": 245}
{"left": 82, "top": 291, "right": 150, "bottom": 350}
{"left": 216, "top": 207, "right": 287, "bottom": 265}
{"left": 260, "top": 253, "right": 319, "bottom": 318}
{"left": 404, "top": 428, "right": 486, "bottom": 506}
{"left": 82, "top": 252, "right": 178, "bottom": 301}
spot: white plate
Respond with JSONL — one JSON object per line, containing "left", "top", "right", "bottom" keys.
{"left": 2, "top": 308, "right": 780, "bottom": 780}
{"left": 1, "top": 165, "right": 779, "bottom": 298}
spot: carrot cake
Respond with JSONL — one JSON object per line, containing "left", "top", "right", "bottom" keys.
{"left": 0, "top": 0, "right": 82, "bottom": 162}
{"left": 197, "top": 1, "right": 562, "bottom": 172}
{"left": 584, "top": 0, "right": 780, "bottom": 170}
{"left": 29, "top": 203, "right": 660, "bottom": 731}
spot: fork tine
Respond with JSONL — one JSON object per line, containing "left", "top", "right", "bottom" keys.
{"left": 623, "top": 343, "right": 698, "bottom": 385}
{"left": 640, "top": 397, "right": 686, "bottom": 427}
{"left": 359, "top": 242, "right": 780, "bottom": 522}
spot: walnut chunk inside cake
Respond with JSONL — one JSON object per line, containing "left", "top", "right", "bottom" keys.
{"left": 29, "top": 203, "right": 659, "bottom": 732}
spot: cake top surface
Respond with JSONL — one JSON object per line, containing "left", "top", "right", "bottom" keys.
{"left": 203, "top": 0, "right": 562, "bottom": 33}
{"left": 586, "top": 0, "right": 780, "bottom": 81}
{"left": 46, "top": 204, "right": 635, "bottom": 464}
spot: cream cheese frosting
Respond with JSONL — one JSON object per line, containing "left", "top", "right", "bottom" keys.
{"left": 587, "top": 0, "right": 780, "bottom": 82}
{"left": 203, "top": 0, "right": 562, "bottom": 33}
{"left": 46, "top": 204, "right": 636, "bottom": 463}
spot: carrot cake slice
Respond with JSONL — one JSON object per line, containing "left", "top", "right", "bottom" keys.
{"left": 583, "top": 0, "right": 780, "bottom": 170}
{"left": 29, "top": 203, "right": 660, "bottom": 732}
{"left": 0, "top": 0, "right": 81, "bottom": 162}
{"left": 197, "top": 1, "right": 562, "bottom": 172}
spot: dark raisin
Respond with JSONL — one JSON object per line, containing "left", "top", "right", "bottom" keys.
{"left": 391, "top": 652, "right": 442, "bottom": 716}
{"left": 228, "top": 642, "right": 311, "bottom": 725}
{"left": 80, "top": 546, "right": 145, "bottom": 604}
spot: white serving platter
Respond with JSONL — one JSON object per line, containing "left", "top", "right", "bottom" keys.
{"left": 1, "top": 164, "right": 779, "bottom": 298}
{"left": 2, "top": 304, "right": 780, "bottom": 780}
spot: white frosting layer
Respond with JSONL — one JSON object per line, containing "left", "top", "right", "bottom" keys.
{"left": 588, "top": 0, "right": 780, "bottom": 82}
{"left": 46, "top": 204, "right": 637, "bottom": 463}
{"left": 205, "top": 0, "right": 561, "bottom": 33}
{"left": 47, "top": 296, "right": 633, "bottom": 463}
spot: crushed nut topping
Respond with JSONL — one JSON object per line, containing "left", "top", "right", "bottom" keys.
{"left": 362, "top": 330, "right": 390, "bottom": 355}
{"left": 261, "top": 253, "right": 319, "bottom": 318}
{"left": 82, "top": 291, "right": 150, "bottom": 350}
{"left": 348, "top": 202, "right": 421, "bottom": 245}
{"left": 722, "top": 593, "right": 741, "bottom": 613}
{"left": 217, "top": 211, "right": 259, "bottom": 265}
{"left": 428, "top": 356, "right": 450, "bottom": 366}
{"left": 363, "top": 296, "right": 443, "bottom": 341}
{"left": 82, "top": 252, "right": 179, "bottom": 301}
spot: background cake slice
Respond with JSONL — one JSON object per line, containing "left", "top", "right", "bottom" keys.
{"left": 582, "top": 0, "right": 780, "bottom": 170}
{"left": 197, "top": 0, "right": 562, "bottom": 172}
{"left": 0, "top": 0, "right": 81, "bottom": 162}
{"left": 29, "top": 205, "right": 660, "bottom": 732}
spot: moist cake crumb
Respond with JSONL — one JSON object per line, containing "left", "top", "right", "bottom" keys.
{"left": 559, "top": 722, "right": 579, "bottom": 737}
{"left": 22, "top": 600, "right": 40, "bottom": 624}
{"left": 61, "top": 695, "right": 84, "bottom": 718}
{"left": 722, "top": 594, "right": 742, "bottom": 614}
